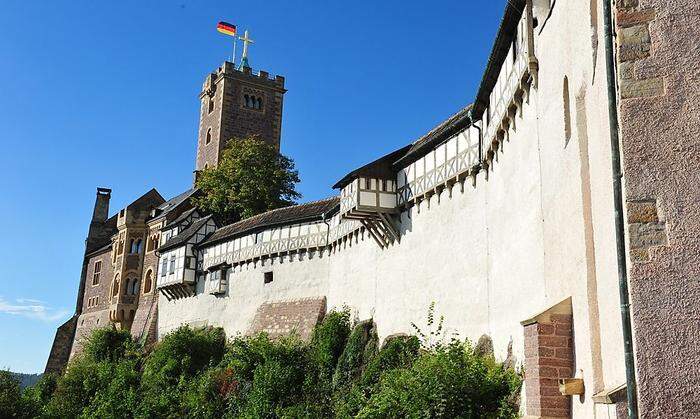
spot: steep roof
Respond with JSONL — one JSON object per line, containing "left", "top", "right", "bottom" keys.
{"left": 163, "top": 207, "right": 199, "bottom": 231}
{"left": 393, "top": 104, "right": 473, "bottom": 169}
{"left": 128, "top": 188, "right": 165, "bottom": 211}
{"left": 332, "top": 146, "right": 412, "bottom": 189}
{"left": 158, "top": 215, "right": 213, "bottom": 253}
{"left": 151, "top": 188, "right": 198, "bottom": 221}
{"left": 202, "top": 197, "right": 340, "bottom": 247}
{"left": 85, "top": 213, "right": 118, "bottom": 256}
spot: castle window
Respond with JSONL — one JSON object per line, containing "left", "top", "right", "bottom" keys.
{"left": 255, "top": 97, "right": 263, "bottom": 109}
{"left": 208, "top": 97, "right": 215, "bottom": 114}
{"left": 92, "top": 260, "right": 102, "bottom": 286}
{"left": 129, "top": 238, "right": 142, "bottom": 254}
{"left": 130, "top": 278, "right": 140, "bottom": 295}
{"left": 112, "top": 275, "right": 120, "bottom": 297}
{"left": 563, "top": 76, "right": 572, "bottom": 147}
{"left": 205, "top": 128, "right": 212, "bottom": 145}
{"left": 147, "top": 235, "right": 158, "bottom": 252}
{"left": 144, "top": 270, "right": 153, "bottom": 294}
{"left": 264, "top": 271, "right": 273, "bottom": 284}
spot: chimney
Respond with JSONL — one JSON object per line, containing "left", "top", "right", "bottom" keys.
{"left": 92, "top": 188, "right": 112, "bottom": 223}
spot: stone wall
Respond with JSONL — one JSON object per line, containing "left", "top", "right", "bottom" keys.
{"left": 616, "top": 0, "right": 700, "bottom": 416}
{"left": 70, "top": 249, "right": 114, "bottom": 359}
{"left": 248, "top": 297, "right": 326, "bottom": 341}
{"left": 195, "top": 63, "right": 286, "bottom": 171}
{"left": 44, "top": 315, "right": 78, "bottom": 374}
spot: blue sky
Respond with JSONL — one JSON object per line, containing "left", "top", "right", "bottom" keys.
{"left": 0, "top": 1, "right": 503, "bottom": 373}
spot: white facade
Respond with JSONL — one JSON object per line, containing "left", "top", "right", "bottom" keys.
{"left": 159, "top": 0, "right": 628, "bottom": 416}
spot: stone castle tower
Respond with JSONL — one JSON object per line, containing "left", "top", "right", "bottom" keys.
{"left": 195, "top": 61, "right": 286, "bottom": 171}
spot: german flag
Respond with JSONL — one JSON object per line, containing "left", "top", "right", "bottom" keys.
{"left": 217, "top": 21, "right": 236, "bottom": 36}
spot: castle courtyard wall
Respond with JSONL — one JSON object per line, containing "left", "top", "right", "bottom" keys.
{"left": 156, "top": 0, "right": 696, "bottom": 417}
{"left": 159, "top": 7, "right": 629, "bottom": 411}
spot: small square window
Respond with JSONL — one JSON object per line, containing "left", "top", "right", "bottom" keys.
{"left": 264, "top": 271, "right": 273, "bottom": 284}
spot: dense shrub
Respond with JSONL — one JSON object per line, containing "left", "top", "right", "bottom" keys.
{"left": 20, "top": 310, "right": 521, "bottom": 418}
{"left": 356, "top": 340, "right": 521, "bottom": 419}
{"left": 0, "top": 370, "right": 25, "bottom": 418}
{"left": 44, "top": 328, "right": 141, "bottom": 418}
{"left": 138, "top": 325, "right": 226, "bottom": 418}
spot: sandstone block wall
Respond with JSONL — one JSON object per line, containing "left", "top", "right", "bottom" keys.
{"left": 616, "top": 0, "right": 700, "bottom": 416}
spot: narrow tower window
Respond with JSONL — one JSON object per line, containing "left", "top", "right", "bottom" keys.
{"left": 208, "top": 97, "right": 215, "bottom": 114}
{"left": 205, "top": 128, "right": 212, "bottom": 145}
{"left": 563, "top": 76, "right": 572, "bottom": 147}
{"left": 144, "top": 270, "right": 153, "bottom": 294}
{"left": 92, "top": 260, "right": 102, "bottom": 285}
{"left": 112, "top": 275, "right": 120, "bottom": 297}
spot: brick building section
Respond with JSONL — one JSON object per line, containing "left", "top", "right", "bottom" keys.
{"left": 70, "top": 249, "right": 114, "bottom": 358}
{"left": 615, "top": 0, "right": 700, "bottom": 416}
{"left": 248, "top": 297, "right": 326, "bottom": 341}
{"left": 522, "top": 301, "right": 574, "bottom": 418}
{"left": 196, "top": 61, "right": 286, "bottom": 171}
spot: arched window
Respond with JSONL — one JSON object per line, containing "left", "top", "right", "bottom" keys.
{"left": 205, "top": 128, "right": 212, "bottom": 145}
{"left": 132, "top": 278, "right": 140, "bottom": 295}
{"left": 244, "top": 94, "right": 250, "bottom": 107}
{"left": 135, "top": 239, "right": 142, "bottom": 254}
{"left": 129, "top": 239, "right": 135, "bottom": 254}
{"left": 563, "top": 76, "right": 572, "bottom": 147}
{"left": 144, "top": 270, "right": 153, "bottom": 294}
{"left": 112, "top": 274, "right": 121, "bottom": 297}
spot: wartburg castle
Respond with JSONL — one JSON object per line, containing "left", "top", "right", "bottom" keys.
{"left": 44, "top": 0, "right": 699, "bottom": 417}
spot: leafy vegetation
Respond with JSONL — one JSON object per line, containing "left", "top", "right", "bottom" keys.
{"left": 6, "top": 308, "right": 521, "bottom": 418}
{"left": 193, "top": 136, "right": 301, "bottom": 223}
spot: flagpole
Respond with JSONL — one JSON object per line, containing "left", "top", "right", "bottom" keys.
{"left": 232, "top": 35, "right": 237, "bottom": 66}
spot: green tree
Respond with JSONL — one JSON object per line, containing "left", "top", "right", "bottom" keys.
{"left": 0, "top": 370, "right": 25, "bottom": 418}
{"left": 194, "top": 136, "right": 301, "bottom": 222}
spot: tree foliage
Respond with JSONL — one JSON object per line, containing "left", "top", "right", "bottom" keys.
{"left": 16, "top": 308, "right": 521, "bottom": 418}
{"left": 193, "top": 136, "right": 301, "bottom": 222}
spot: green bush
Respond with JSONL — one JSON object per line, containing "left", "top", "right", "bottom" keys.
{"left": 20, "top": 373, "right": 58, "bottom": 418}
{"left": 0, "top": 370, "right": 25, "bottom": 418}
{"left": 83, "top": 327, "right": 137, "bottom": 363}
{"left": 332, "top": 320, "right": 377, "bottom": 390}
{"left": 138, "top": 326, "right": 226, "bottom": 418}
{"left": 28, "top": 314, "right": 521, "bottom": 418}
{"left": 311, "top": 309, "right": 351, "bottom": 381}
{"left": 356, "top": 340, "right": 521, "bottom": 419}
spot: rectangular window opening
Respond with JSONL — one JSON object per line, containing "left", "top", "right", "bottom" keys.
{"left": 264, "top": 271, "right": 273, "bottom": 284}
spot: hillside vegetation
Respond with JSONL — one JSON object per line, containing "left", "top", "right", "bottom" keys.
{"left": 1, "top": 309, "right": 521, "bottom": 418}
